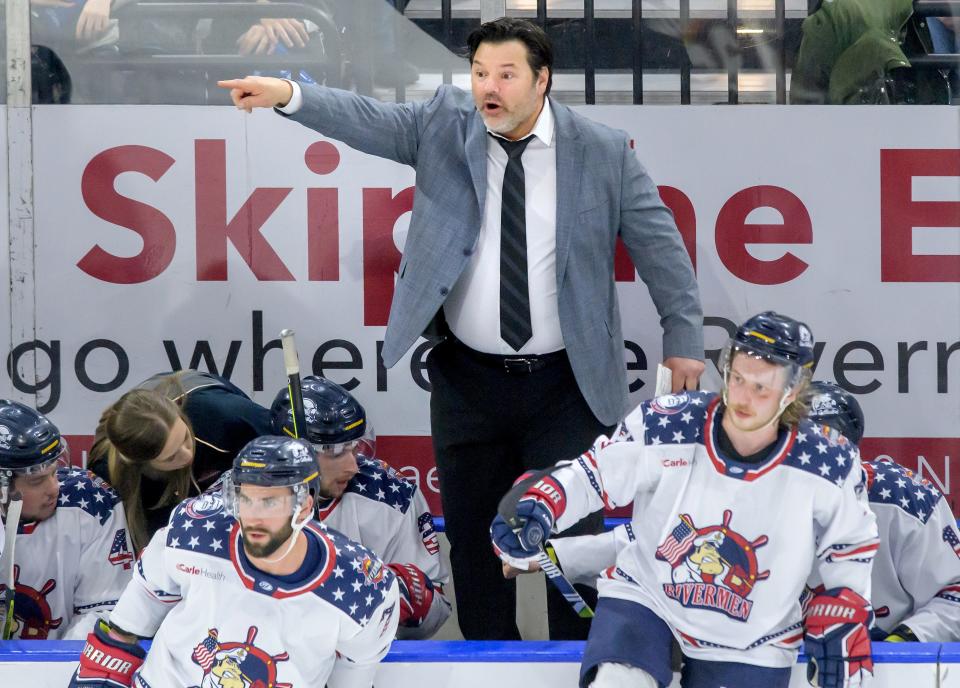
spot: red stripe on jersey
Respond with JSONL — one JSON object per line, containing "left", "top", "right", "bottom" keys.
{"left": 230, "top": 522, "right": 337, "bottom": 598}
{"left": 829, "top": 542, "right": 879, "bottom": 560}
{"left": 704, "top": 398, "right": 797, "bottom": 482}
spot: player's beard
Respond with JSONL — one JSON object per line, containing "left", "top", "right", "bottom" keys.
{"left": 242, "top": 520, "right": 295, "bottom": 559}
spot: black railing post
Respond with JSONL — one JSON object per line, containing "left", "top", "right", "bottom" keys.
{"left": 442, "top": 0, "right": 452, "bottom": 85}
{"left": 681, "top": 0, "right": 691, "bottom": 103}
{"left": 776, "top": 0, "right": 786, "bottom": 103}
{"left": 727, "top": 0, "right": 738, "bottom": 104}
{"left": 633, "top": 0, "right": 643, "bottom": 104}
{"left": 585, "top": 0, "right": 596, "bottom": 104}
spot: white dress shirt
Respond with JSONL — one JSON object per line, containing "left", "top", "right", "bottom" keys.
{"left": 444, "top": 99, "right": 563, "bottom": 355}
{"left": 279, "top": 83, "right": 563, "bottom": 355}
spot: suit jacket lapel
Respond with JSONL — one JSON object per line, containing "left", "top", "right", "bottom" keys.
{"left": 553, "top": 100, "right": 584, "bottom": 291}
{"left": 466, "top": 111, "right": 488, "bottom": 215}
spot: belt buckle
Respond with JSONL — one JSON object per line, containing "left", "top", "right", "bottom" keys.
{"left": 504, "top": 357, "right": 535, "bottom": 374}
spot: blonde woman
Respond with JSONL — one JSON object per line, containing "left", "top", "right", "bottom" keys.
{"left": 89, "top": 371, "right": 272, "bottom": 553}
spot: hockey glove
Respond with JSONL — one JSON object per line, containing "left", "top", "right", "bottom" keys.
{"left": 804, "top": 587, "right": 874, "bottom": 688}
{"left": 490, "top": 473, "right": 565, "bottom": 559}
{"left": 68, "top": 620, "right": 145, "bottom": 688}
{"left": 387, "top": 563, "right": 435, "bottom": 627}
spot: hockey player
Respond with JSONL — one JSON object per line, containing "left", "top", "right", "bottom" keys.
{"left": 805, "top": 381, "right": 960, "bottom": 643}
{"left": 271, "top": 376, "right": 452, "bottom": 638}
{"left": 0, "top": 400, "right": 132, "bottom": 640}
{"left": 69, "top": 435, "right": 399, "bottom": 688}
{"left": 491, "top": 311, "right": 878, "bottom": 688}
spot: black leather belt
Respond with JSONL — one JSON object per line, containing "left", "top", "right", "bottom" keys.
{"left": 447, "top": 336, "right": 566, "bottom": 374}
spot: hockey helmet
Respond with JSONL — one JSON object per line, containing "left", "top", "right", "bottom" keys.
{"left": 270, "top": 376, "right": 375, "bottom": 459}
{"left": 0, "top": 401, "right": 68, "bottom": 500}
{"left": 720, "top": 311, "right": 815, "bottom": 392}
{"left": 807, "top": 380, "right": 865, "bottom": 444}
{"left": 223, "top": 435, "right": 318, "bottom": 520}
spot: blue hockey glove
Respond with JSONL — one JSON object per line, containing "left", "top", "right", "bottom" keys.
{"left": 804, "top": 587, "right": 874, "bottom": 688}
{"left": 491, "top": 472, "right": 565, "bottom": 559}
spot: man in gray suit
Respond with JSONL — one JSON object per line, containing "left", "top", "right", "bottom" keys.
{"left": 219, "top": 17, "right": 703, "bottom": 640}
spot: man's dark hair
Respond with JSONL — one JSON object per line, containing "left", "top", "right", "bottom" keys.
{"left": 466, "top": 18, "right": 554, "bottom": 95}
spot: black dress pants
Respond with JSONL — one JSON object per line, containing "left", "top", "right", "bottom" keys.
{"left": 428, "top": 337, "right": 615, "bottom": 640}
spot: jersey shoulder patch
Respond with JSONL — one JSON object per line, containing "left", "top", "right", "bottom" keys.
{"left": 313, "top": 525, "right": 396, "bottom": 626}
{"left": 782, "top": 420, "right": 859, "bottom": 486}
{"left": 166, "top": 490, "right": 233, "bottom": 560}
{"left": 865, "top": 459, "right": 942, "bottom": 524}
{"left": 55, "top": 467, "right": 121, "bottom": 525}
{"left": 345, "top": 459, "right": 416, "bottom": 514}
{"left": 639, "top": 390, "right": 714, "bottom": 447}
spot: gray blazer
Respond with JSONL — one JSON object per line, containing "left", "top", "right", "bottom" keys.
{"left": 285, "top": 84, "right": 703, "bottom": 426}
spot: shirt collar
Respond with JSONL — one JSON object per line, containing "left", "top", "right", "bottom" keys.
{"left": 487, "top": 97, "right": 555, "bottom": 147}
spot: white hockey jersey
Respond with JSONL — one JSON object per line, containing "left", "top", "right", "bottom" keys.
{"left": 316, "top": 458, "right": 451, "bottom": 638}
{"left": 548, "top": 524, "right": 635, "bottom": 587}
{"left": 860, "top": 458, "right": 960, "bottom": 640}
{"left": 549, "top": 391, "right": 878, "bottom": 667}
{"left": 109, "top": 492, "right": 399, "bottom": 688}
{"left": 0, "top": 467, "right": 133, "bottom": 640}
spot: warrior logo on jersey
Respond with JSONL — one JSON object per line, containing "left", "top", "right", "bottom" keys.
{"left": 186, "top": 493, "right": 225, "bottom": 520}
{"left": 418, "top": 512, "right": 440, "bottom": 556}
{"left": 190, "top": 626, "right": 291, "bottom": 688}
{"left": 0, "top": 566, "right": 62, "bottom": 639}
{"left": 944, "top": 526, "right": 960, "bottom": 559}
{"left": 650, "top": 393, "right": 690, "bottom": 415}
{"left": 657, "top": 510, "right": 770, "bottom": 622}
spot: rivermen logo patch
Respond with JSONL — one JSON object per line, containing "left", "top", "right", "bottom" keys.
{"left": 656, "top": 510, "right": 769, "bottom": 622}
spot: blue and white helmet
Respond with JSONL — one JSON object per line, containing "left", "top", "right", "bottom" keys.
{"left": 222, "top": 435, "right": 318, "bottom": 521}
{"left": 720, "top": 311, "right": 815, "bottom": 392}
{"left": 0, "top": 400, "right": 68, "bottom": 502}
{"left": 807, "top": 381, "right": 865, "bottom": 444}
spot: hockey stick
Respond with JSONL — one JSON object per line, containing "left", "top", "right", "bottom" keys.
{"left": 0, "top": 492, "right": 23, "bottom": 640}
{"left": 497, "top": 471, "right": 594, "bottom": 618}
{"left": 279, "top": 329, "right": 308, "bottom": 441}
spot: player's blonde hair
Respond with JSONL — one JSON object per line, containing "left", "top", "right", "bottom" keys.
{"left": 779, "top": 376, "right": 811, "bottom": 429}
{"left": 91, "top": 373, "right": 197, "bottom": 553}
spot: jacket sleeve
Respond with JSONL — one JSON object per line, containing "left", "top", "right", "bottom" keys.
{"left": 61, "top": 502, "right": 135, "bottom": 639}
{"left": 383, "top": 488, "right": 451, "bottom": 640}
{"left": 329, "top": 578, "right": 400, "bottom": 688}
{"left": 812, "top": 459, "right": 878, "bottom": 600}
{"left": 108, "top": 527, "right": 182, "bottom": 638}
{"left": 892, "top": 498, "right": 960, "bottom": 641}
{"left": 617, "top": 136, "right": 703, "bottom": 361}
{"left": 551, "top": 406, "right": 660, "bottom": 532}
{"left": 283, "top": 83, "right": 452, "bottom": 168}
{"left": 549, "top": 524, "right": 635, "bottom": 587}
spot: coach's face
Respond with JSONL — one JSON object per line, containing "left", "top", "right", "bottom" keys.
{"left": 472, "top": 39, "right": 548, "bottom": 140}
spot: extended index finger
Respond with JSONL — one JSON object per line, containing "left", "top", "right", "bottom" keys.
{"left": 217, "top": 78, "right": 250, "bottom": 90}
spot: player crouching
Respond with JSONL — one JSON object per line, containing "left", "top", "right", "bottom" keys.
{"left": 491, "top": 311, "right": 878, "bottom": 688}
{"left": 271, "top": 376, "right": 451, "bottom": 638}
{"left": 69, "top": 435, "right": 399, "bottom": 688}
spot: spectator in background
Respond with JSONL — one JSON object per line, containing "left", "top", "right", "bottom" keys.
{"left": 0, "top": 401, "right": 132, "bottom": 640}
{"left": 89, "top": 370, "right": 272, "bottom": 553}
{"left": 792, "top": 0, "right": 952, "bottom": 104}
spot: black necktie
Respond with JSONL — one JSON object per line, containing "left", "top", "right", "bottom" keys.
{"left": 493, "top": 135, "right": 533, "bottom": 351}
